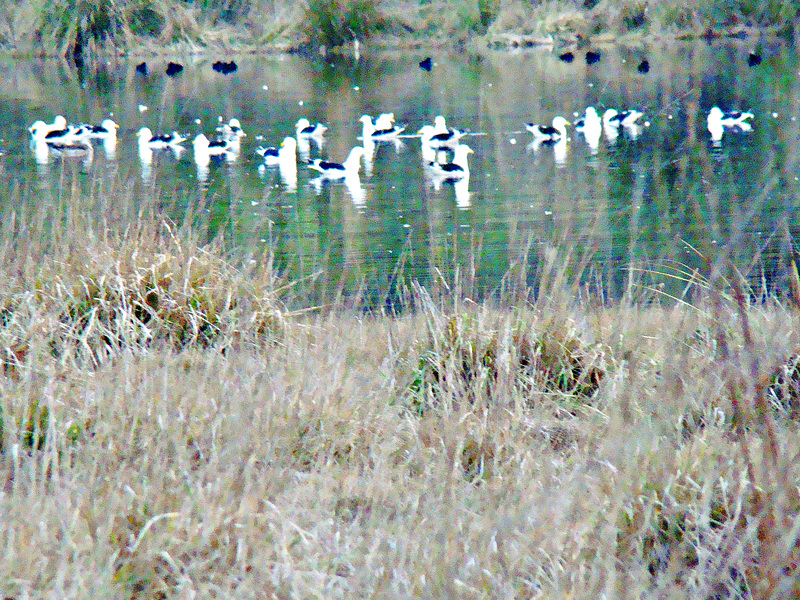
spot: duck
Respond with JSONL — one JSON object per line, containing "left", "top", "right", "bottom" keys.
{"left": 585, "top": 50, "right": 601, "bottom": 65}
{"left": 603, "top": 109, "right": 644, "bottom": 128}
{"left": 525, "top": 116, "right": 570, "bottom": 141}
{"left": 428, "top": 144, "right": 473, "bottom": 180}
{"left": 433, "top": 115, "right": 450, "bottom": 135}
{"left": 165, "top": 62, "right": 184, "bottom": 77}
{"left": 707, "top": 106, "right": 753, "bottom": 129}
{"left": 137, "top": 127, "right": 187, "bottom": 149}
{"left": 257, "top": 136, "right": 297, "bottom": 166}
{"left": 217, "top": 118, "right": 246, "bottom": 143}
{"left": 359, "top": 115, "right": 406, "bottom": 141}
{"left": 418, "top": 124, "right": 467, "bottom": 149}
{"left": 575, "top": 107, "right": 601, "bottom": 131}
{"left": 375, "top": 113, "right": 395, "bottom": 130}
{"left": 29, "top": 115, "right": 89, "bottom": 146}
{"left": 43, "top": 123, "right": 90, "bottom": 147}
{"left": 193, "top": 133, "right": 235, "bottom": 156}
{"left": 295, "top": 118, "right": 328, "bottom": 138}
{"left": 309, "top": 146, "right": 366, "bottom": 179}
{"left": 83, "top": 118, "right": 119, "bottom": 140}
{"left": 28, "top": 115, "right": 68, "bottom": 140}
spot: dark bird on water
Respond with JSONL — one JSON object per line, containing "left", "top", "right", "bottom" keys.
{"left": 212, "top": 60, "right": 238, "bottom": 74}
{"left": 135, "top": 62, "right": 148, "bottom": 75}
{"left": 419, "top": 57, "right": 433, "bottom": 71}
{"left": 747, "top": 52, "right": 762, "bottom": 67}
{"left": 637, "top": 59, "right": 650, "bottom": 73}
{"left": 166, "top": 62, "right": 184, "bottom": 77}
{"left": 558, "top": 51, "right": 574, "bottom": 63}
{"left": 585, "top": 50, "right": 601, "bottom": 65}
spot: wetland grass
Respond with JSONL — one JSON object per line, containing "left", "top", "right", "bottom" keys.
{"left": 0, "top": 175, "right": 799, "bottom": 598}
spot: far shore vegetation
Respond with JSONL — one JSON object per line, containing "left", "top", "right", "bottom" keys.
{"left": 0, "top": 0, "right": 799, "bottom": 59}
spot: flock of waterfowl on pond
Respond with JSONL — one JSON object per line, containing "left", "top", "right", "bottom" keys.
{"left": 26, "top": 90, "right": 755, "bottom": 207}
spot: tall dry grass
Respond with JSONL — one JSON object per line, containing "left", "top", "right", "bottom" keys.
{"left": 0, "top": 171, "right": 799, "bottom": 598}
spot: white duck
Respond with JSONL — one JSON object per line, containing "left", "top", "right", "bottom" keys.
{"left": 525, "top": 116, "right": 570, "bottom": 141}
{"left": 418, "top": 124, "right": 467, "bottom": 149}
{"left": 137, "top": 127, "right": 187, "bottom": 149}
{"left": 359, "top": 115, "right": 406, "bottom": 141}
{"left": 309, "top": 146, "right": 366, "bottom": 179}
{"left": 295, "top": 118, "right": 328, "bottom": 138}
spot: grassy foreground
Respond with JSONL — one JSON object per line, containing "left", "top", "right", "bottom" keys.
{"left": 0, "top": 183, "right": 799, "bottom": 599}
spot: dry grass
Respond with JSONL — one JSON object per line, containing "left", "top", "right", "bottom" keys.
{"left": 0, "top": 2, "right": 797, "bottom": 593}
{"left": 0, "top": 175, "right": 799, "bottom": 599}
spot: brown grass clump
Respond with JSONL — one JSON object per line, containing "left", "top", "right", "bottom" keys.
{"left": 406, "top": 297, "right": 606, "bottom": 414}
{"left": 1, "top": 223, "right": 285, "bottom": 373}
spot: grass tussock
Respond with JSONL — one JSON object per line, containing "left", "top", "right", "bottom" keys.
{"left": 405, "top": 293, "right": 606, "bottom": 414}
{"left": 0, "top": 190, "right": 286, "bottom": 375}
{"left": 1, "top": 179, "right": 800, "bottom": 598}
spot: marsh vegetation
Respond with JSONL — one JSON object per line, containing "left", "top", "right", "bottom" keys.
{"left": 0, "top": 172, "right": 799, "bottom": 599}
{"left": 0, "top": 0, "right": 798, "bottom": 57}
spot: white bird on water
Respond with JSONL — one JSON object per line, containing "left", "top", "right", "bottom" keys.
{"left": 257, "top": 136, "right": 296, "bottom": 166}
{"left": 707, "top": 106, "right": 753, "bottom": 145}
{"left": 258, "top": 137, "right": 298, "bottom": 191}
{"left": 137, "top": 127, "right": 187, "bottom": 149}
{"left": 83, "top": 118, "right": 119, "bottom": 140}
{"left": 217, "top": 117, "right": 246, "bottom": 149}
{"left": 192, "top": 133, "right": 234, "bottom": 157}
{"left": 30, "top": 116, "right": 89, "bottom": 146}
{"left": 418, "top": 124, "right": 467, "bottom": 149}
{"left": 707, "top": 106, "right": 753, "bottom": 130}
{"left": 375, "top": 113, "right": 395, "bottom": 130}
{"left": 603, "top": 108, "right": 644, "bottom": 128}
{"left": 28, "top": 115, "right": 68, "bottom": 140}
{"left": 359, "top": 115, "right": 406, "bottom": 141}
{"left": 309, "top": 146, "right": 366, "bottom": 179}
{"left": 295, "top": 118, "right": 328, "bottom": 138}
{"left": 525, "top": 116, "right": 570, "bottom": 141}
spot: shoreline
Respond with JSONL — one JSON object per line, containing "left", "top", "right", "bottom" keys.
{"left": 0, "top": 15, "right": 794, "bottom": 60}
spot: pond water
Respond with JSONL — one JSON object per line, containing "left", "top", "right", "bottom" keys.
{"left": 1, "top": 38, "right": 800, "bottom": 307}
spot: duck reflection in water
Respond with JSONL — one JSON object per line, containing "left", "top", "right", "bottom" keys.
{"left": 528, "top": 137, "right": 568, "bottom": 167}
{"left": 429, "top": 172, "right": 471, "bottom": 209}
{"left": 194, "top": 150, "right": 235, "bottom": 184}
{"left": 103, "top": 135, "right": 117, "bottom": 160}
{"left": 310, "top": 172, "right": 365, "bottom": 207}
{"left": 139, "top": 144, "right": 184, "bottom": 183}
{"left": 575, "top": 107, "right": 601, "bottom": 155}
{"left": 32, "top": 139, "right": 50, "bottom": 165}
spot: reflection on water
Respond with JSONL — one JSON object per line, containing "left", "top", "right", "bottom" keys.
{"left": 1, "top": 40, "right": 800, "bottom": 305}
